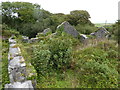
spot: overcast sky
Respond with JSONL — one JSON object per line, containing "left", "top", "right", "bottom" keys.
{"left": 1, "top": 0, "right": 119, "bottom": 23}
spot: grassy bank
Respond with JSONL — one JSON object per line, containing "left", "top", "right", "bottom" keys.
{"left": 2, "top": 39, "right": 10, "bottom": 89}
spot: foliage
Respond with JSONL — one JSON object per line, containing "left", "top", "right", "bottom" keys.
{"left": 16, "top": 42, "right": 37, "bottom": 82}
{"left": 112, "top": 21, "right": 119, "bottom": 40}
{"left": 20, "top": 22, "right": 43, "bottom": 38}
{"left": 48, "top": 36, "right": 73, "bottom": 70}
{"left": 105, "top": 20, "right": 119, "bottom": 41}
{"left": 2, "top": 29, "right": 20, "bottom": 38}
{"left": 2, "top": 1, "right": 119, "bottom": 88}
{"left": 33, "top": 39, "right": 118, "bottom": 88}
{"left": 15, "top": 32, "right": 118, "bottom": 88}
{"left": 31, "top": 34, "right": 74, "bottom": 76}
{"left": 2, "top": 40, "right": 10, "bottom": 89}
{"left": 2, "top": 2, "right": 52, "bottom": 37}
{"left": 73, "top": 40, "right": 118, "bottom": 88}
{"left": 66, "top": 10, "right": 93, "bottom": 26}
{"left": 48, "top": 14, "right": 66, "bottom": 32}
{"left": 2, "top": 24, "right": 10, "bottom": 30}
{"left": 56, "top": 25, "right": 64, "bottom": 36}
{"left": 75, "top": 24, "right": 97, "bottom": 34}
{"left": 2, "top": 2, "right": 35, "bottom": 24}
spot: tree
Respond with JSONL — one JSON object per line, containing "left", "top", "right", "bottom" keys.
{"left": 2, "top": 1, "right": 37, "bottom": 31}
{"left": 2, "top": 2, "right": 52, "bottom": 37}
{"left": 66, "top": 10, "right": 93, "bottom": 26}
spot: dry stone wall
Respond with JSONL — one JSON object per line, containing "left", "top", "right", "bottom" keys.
{"left": 5, "top": 36, "right": 34, "bottom": 89}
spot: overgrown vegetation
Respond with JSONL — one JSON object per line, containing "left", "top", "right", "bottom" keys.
{"left": 72, "top": 40, "right": 118, "bottom": 88}
{"left": 2, "top": 39, "right": 10, "bottom": 89}
{"left": 30, "top": 33, "right": 118, "bottom": 88}
{"left": 1, "top": 1, "right": 119, "bottom": 89}
{"left": 16, "top": 38, "right": 37, "bottom": 82}
{"left": 31, "top": 33, "right": 76, "bottom": 76}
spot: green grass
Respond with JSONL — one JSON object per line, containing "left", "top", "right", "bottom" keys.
{"left": 17, "top": 37, "right": 37, "bottom": 81}
{"left": 2, "top": 39, "right": 10, "bottom": 89}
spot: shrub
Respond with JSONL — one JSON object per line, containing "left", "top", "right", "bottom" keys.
{"left": 75, "top": 24, "right": 97, "bottom": 34}
{"left": 32, "top": 48, "right": 51, "bottom": 76}
{"left": 48, "top": 36, "right": 72, "bottom": 70}
{"left": 32, "top": 35, "right": 73, "bottom": 76}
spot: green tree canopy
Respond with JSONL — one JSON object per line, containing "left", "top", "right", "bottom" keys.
{"left": 2, "top": 2, "right": 52, "bottom": 37}
{"left": 66, "top": 10, "right": 93, "bottom": 26}
{"left": 2, "top": 2, "right": 95, "bottom": 37}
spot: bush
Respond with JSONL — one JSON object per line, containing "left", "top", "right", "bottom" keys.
{"left": 48, "top": 36, "right": 72, "bottom": 70}
{"left": 75, "top": 24, "right": 97, "bottom": 34}
{"left": 32, "top": 34, "right": 73, "bottom": 76}
{"left": 32, "top": 48, "right": 51, "bottom": 75}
